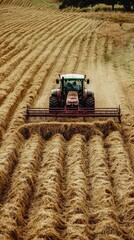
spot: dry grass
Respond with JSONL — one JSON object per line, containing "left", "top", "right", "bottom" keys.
{"left": 19, "top": 120, "right": 120, "bottom": 140}
{"left": 105, "top": 131, "right": 134, "bottom": 239}
{"left": 84, "top": 11, "right": 134, "bottom": 23}
{"left": 0, "top": 124, "right": 134, "bottom": 239}
{"left": 24, "top": 134, "right": 65, "bottom": 240}
{"left": 88, "top": 135, "right": 123, "bottom": 239}
{"left": 0, "top": 2, "right": 134, "bottom": 239}
{"left": 0, "top": 126, "right": 4, "bottom": 144}
{"left": 63, "top": 134, "right": 93, "bottom": 240}
{"left": 0, "top": 133, "right": 43, "bottom": 239}
{"left": 0, "top": 62, "right": 48, "bottom": 133}
{"left": 0, "top": 132, "right": 24, "bottom": 193}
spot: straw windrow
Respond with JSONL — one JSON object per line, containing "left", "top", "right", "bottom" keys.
{"left": 105, "top": 131, "right": 134, "bottom": 239}
{"left": 0, "top": 132, "right": 24, "bottom": 194}
{"left": 0, "top": 3, "right": 133, "bottom": 239}
{"left": 63, "top": 134, "right": 93, "bottom": 240}
{"left": 0, "top": 133, "right": 43, "bottom": 239}
{"left": 88, "top": 135, "right": 124, "bottom": 240}
{"left": 24, "top": 134, "right": 65, "bottom": 240}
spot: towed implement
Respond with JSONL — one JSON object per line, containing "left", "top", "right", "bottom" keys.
{"left": 25, "top": 74, "right": 121, "bottom": 122}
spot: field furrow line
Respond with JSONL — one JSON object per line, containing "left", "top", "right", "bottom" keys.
{"left": 71, "top": 34, "right": 89, "bottom": 73}
{"left": 0, "top": 7, "right": 74, "bottom": 33}
{"left": 102, "top": 38, "right": 134, "bottom": 113}
{"left": 122, "top": 124, "right": 134, "bottom": 171}
{"left": 105, "top": 40, "right": 134, "bottom": 158}
{"left": 0, "top": 15, "right": 80, "bottom": 101}
{"left": 91, "top": 33, "right": 100, "bottom": 66}
{"left": 0, "top": 16, "right": 79, "bottom": 102}
{"left": 88, "top": 135, "right": 123, "bottom": 239}
{"left": 0, "top": 132, "right": 24, "bottom": 195}
{"left": 106, "top": 38, "right": 114, "bottom": 61}
{"left": 63, "top": 134, "right": 92, "bottom": 240}
{"left": 89, "top": 35, "right": 109, "bottom": 92}
{"left": 0, "top": 18, "right": 92, "bottom": 136}
{"left": 114, "top": 67, "right": 134, "bottom": 113}
{"left": 92, "top": 29, "right": 110, "bottom": 64}
{"left": 0, "top": 30, "right": 45, "bottom": 66}
{"left": 73, "top": 31, "right": 98, "bottom": 74}
{"left": 0, "top": 6, "right": 46, "bottom": 25}
{"left": 0, "top": 19, "right": 62, "bottom": 67}
{"left": 105, "top": 131, "right": 134, "bottom": 239}
{"left": 0, "top": 20, "right": 53, "bottom": 57}
{"left": 0, "top": 18, "right": 43, "bottom": 45}
{"left": 74, "top": 21, "right": 102, "bottom": 74}
{"left": 0, "top": 18, "right": 41, "bottom": 38}
{"left": 7, "top": 28, "right": 95, "bottom": 136}
{"left": 7, "top": 30, "right": 90, "bottom": 126}
{"left": 0, "top": 21, "right": 30, "bottom": 34}
{"left": 0, "top": 15, "right": 78, "bottom": 86}
{"left": 0, "top": 13, "right": 75, "bottom": 58}
{"left": 0, "top": 133, "right": 43, "bottom": 240}
{"left": 103, "top": 34, "right": 109, "bottom": 62}
{"left": 0, "top": 10, "right": 68, "bottom": 30}
{"left": 35, "top": 18, "right": 96, "bottom": 107}
{"left": 60, "top": 21, "right": 94, "bottom": 73}
{"left": 0, "top": 32, "right": 19, "bottom": 47}
{"left": 63, "top": 20, "right": 102, "bottom": 79}
{"left": 75, "top": 30, "right": 94, "bottom": 73}
{"left": 81, "top": 22, "right": 104, "bottom": 77}
{"left": 34, "top": 34, "right": 81, "bottom": 106}
{"left": 89, "top": 36, "right": 122, "bottom": 108}
{"left": 23, "top": 134, "right": 65, "bottom": 240}
{"left": 65, "top": 30, "right": 90, "bottom": 73}
{"left": 84, "top": 21, "right": 103, "bottom": 73}
{"left": 0, "top": 15, "right": 70, "bottom": 69}
{"left": 0, "top": 12, "right": 46, "bottom": 29}
{"left": 58, "top": 35, "right": 83, "bottom": 74}
{"left": 0, "top": 5, "right": 133, "bottom": 240}
{"left": 96, "top": 36, "right": 108, "bottom": 64}
{"left": 33, "top": 20, "right": 94, "bottom": 107}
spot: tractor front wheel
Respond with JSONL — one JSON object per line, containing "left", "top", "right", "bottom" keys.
{"left": 49, "top": 96, "right": 59, "bottom": 109}
{"left": 84, "top": 96, "right": 95, "bottom": 109}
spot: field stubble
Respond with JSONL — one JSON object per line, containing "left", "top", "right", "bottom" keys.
{"left": 0, "top": 2, "right": 134, "bottom": 240}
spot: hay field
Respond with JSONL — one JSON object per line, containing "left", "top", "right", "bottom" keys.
{"left": 0, "top": 1, "right": 134, "bottom": 239}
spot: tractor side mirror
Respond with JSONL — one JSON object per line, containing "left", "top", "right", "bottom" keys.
{"left": 56, "top": 79, "right": 59, "bottom": 84}
{"left": 87, "top": 79, "right": 90, "bottom": 84}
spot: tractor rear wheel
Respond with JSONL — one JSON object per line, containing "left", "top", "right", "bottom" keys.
{"left": 84, "top": 96, "right": 95, "bottom": 109}
{"left": 49, "top": 96, "right": 59, "bottom": 109}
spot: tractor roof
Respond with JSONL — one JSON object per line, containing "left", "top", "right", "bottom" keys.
{"left": 61, "top": 74, "right": 85, "bottom": 80}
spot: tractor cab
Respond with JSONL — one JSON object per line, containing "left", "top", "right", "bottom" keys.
{"left": 57, "top": 74, "right": 89, "bottom": 97}
{"left": 55, "top": 74, "right": 90, "bottom": 107}
{"left": 49, "top": 73, "right": 94, "bottom": 109}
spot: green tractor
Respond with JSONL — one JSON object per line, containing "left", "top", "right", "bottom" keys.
{"left": 49, "top": 74, "right": 95, "bottom": 110}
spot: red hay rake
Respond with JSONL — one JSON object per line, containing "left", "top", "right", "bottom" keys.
{"left": 25, "top": 106, "right": 121, "bottom": 123}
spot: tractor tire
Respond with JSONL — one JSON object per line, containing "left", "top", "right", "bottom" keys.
{"left": 49, "top": 96, "right": 59, "bottom": 109}
{"left": 84, "top": 96, "right": 95, "bottom": 109}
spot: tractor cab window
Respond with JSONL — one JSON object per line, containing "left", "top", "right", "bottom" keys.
{"left": 64, "top": 79, "right": 82, "bottom": 92}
